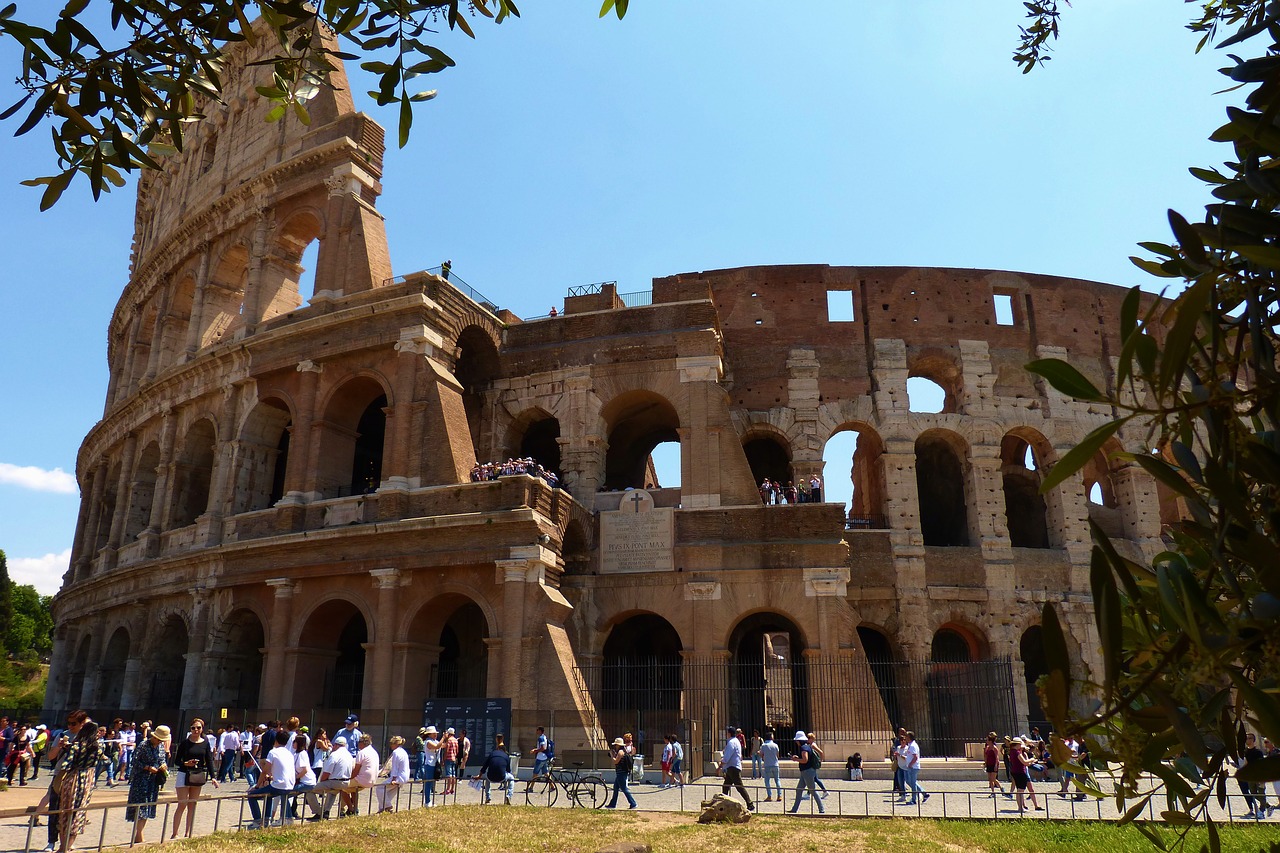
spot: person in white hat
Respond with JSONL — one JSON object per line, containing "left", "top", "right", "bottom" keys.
{"left": 309, "top": 735, "right": 354, "bottom": 820}
{"left": 419, "top": 726, "right": 442, "bottom": 807}
{"left": 788, "top": 729, "right": 824, "bottom": 814}
{"left": 604, "top": 737, "right": 638, "bottom": 809}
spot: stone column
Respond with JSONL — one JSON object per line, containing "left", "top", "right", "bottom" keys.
{"left": 260, "top": 579, "right": 297, "bottom": 708}
{"left": 1114, "top": 462, "right": 1162, "bottom": 545}
{"left": 143, "top": 279, "right": 172, "bottom": 382}
{"left": 78, "top": 629, "right": 106, "bottom": 708}
{"left": 120, "top": 311, "right": 143, "bottom": 397}
{"left": 871, "top": 339, "right": 909, "bottom": 416}
{"left": 241, "top": 207, "right": 273, "bottom": 331}
{"left": 496, "top": 559, "right": 531, "bottom": 709}
{"left": 199, "top": 388, "right": 240, "bottom": 546}
{"left": 183, "top": 242, "right": 212, "bottom": 357}
{"left": 556, "top": 370, "right": 603, "bottom": 503}
{"left": 368, "top": 568, "right": 400, "bottom": 709}
{"left": 970, "top": 445, "right": 1013, "bottom": 590}
{"left": 140, "top": 407, "right": 177, "bottom": 557}
{"left": 181, "top": 589, "right": 212, "bottom": 709}
{"left": 106, "top": 432, "right": 139, "bottom": 556}
{"left": 74, "top": 461, "right": 108, "bottom": 580}
{"left": 118, "top": 657, "right": 145, "bottom": 710}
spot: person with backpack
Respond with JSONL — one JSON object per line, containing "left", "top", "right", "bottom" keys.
{"left": 670, "top": 734, "right": 685, "bottom": 787}
{"left": 531, "top": 726, "right": 551, "bottom": 779}
{"left": 604, "top": 737, "right": 637, "bottom": 809}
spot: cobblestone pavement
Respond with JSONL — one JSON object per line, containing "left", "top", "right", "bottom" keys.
{"left": 0, "top": 768, "right": 1274, "bottom": 851}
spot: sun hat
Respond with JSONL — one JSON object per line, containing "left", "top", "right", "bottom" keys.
{"left": 154, "top": 725, "right": 172, "bottom": 747}
{"left": 612, "top": 737, "right": 626, "bottom": 747}
{"left": 793, "top": 729, "right": 808, "bottom": 742}
{"left": 446, "top": 727, "right": 455, "bottom": 735}
{"left": 425, "top": 725, "right": 438, "bottom": 735}
{"left": 333, "top": 735, "right": 347, "bottom": 746}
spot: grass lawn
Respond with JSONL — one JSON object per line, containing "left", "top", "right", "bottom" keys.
{"left": 168, "top": 805, "right": 1280, "bottom": 852}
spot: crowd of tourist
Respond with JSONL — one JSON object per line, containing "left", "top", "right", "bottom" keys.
{"left": 758, "top": 474, "right": 822, "bottom": 505}
{"left": 470, "top": 457, "right": 560, "bottom": 488}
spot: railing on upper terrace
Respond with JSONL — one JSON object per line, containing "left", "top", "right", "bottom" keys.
{"left": 618, "top": 289, "right": 652, "bottom": 307}
{"left": 566, "top": 281, "right": 617, "bottom": 296}
{"left": 383, "top": 266, "right": 502, "bottom": 316}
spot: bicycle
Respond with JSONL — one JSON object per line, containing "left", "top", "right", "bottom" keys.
{"left": 524, "top": 762, "right": 608, "bottom": 808}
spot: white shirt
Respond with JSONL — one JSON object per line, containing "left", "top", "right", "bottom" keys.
{"left": 352, "top": 745, "right": 380, "bottom": 786}
{"left": 322, "top": 747, "right": 354, "bottom": 781}
{"left": 905, "top": 740, "right": 921, "bottom": 769}
{"left": 389, "top": 746, "right": 410, "bottom": 783}
{"left": 722, "top": 736, "right": 743, "bottom": 770}
{"left": 295, "top": 749, "right": 317, "bottom": 786}
{"left": 240, "top": 731, "right": 254, "bottom": 751}
{"left": 220, "top": 730, "right": 240, "bottom": 751}
{"left": 268, "top": 745, "right": 296, "bottom": 790}
{"left": 423, "top": 738, "right": 440, "bottom": 766}
{"left": 122, "top": 730, "right": 136, "bottom": 749}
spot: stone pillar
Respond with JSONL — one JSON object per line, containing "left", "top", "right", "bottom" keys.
{"left": 140, "top": 408, "right": 178, "bottom": 556}
{"left": 970, "top": 445, "right": 1013, "bottom": 590}
{"left": 496, "top": 559, "right": 532, "bottom": 709}
{"left": 787, "top": 348, "right": 823, "bottom": 476}
{"left": 283, "top": 360, "right": 324, "bottom": 501}
{"left": 260, "top": 579, "right": 297, "bottom": 709}
{"left": 143, "top": 279, "right": 172, "bottom": 382}
{"left": 241, "top": 207, "right": 273, "bottom": 331}
{"left": 78, "top": 459, "right": 109, "bottom": 579}
{"left": 78, "top": 629, "right": 106, "bottom": 709}
{"left": 677, "top": 355, "right": 758, "bottom": 507}
{"left": 120, "top": 311, "right": 143, "bottom": 397}
{"left": 118, "top": 657, "right": 145, "bottom": 710}
{"left": 106, "top": 432, "right": 139, "bottom": 553}
{"left": 184, "top": 243, "right": 212, "bottom": 357}
{"left": 180, "top": 589, "right": 212, "bottom": 709}
{"left": 368, "top": 568, "right": 400, "bottom": 708}
{"left": 47, "top": 628, "right": 74, "bottom": 710}
{"left": 1114, "top": 462, "right": 1162, "bottom": 545}
{"left": 958, "top": 340, "right": 997, "bottom": 417}
{"left": 199, "top": 388, "right": 240, "bottom": 546}
{"left": 556, "top": 370, "right": 603, "bottom": 503}
{"left": 872, "top": 339, "right": 909, "bottom": 416}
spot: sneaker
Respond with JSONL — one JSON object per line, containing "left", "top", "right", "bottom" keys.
{"left": 764, "top": 796, "right": 773, "bottom": 802}
{"left": 1243, "top": 811, "right": 1256, "bottom": 820}
{"left": 747, "top": 803, "right": 756, "bottom": 812}
{"left": 819, "top": 792, "right": 828, "bottom": 799}
{"left": 922, "top": 794, "right": 930, "bottom": 803}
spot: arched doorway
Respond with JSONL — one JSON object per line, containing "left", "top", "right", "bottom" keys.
{"left": 208, "top": 609, "right": 266, "bottom": 709}
{"left": 232, "top": 398, "right": 292, "bottom": 513}
{"left": 601, "top": 391, "right": 681, "bottom": 491}
{"left": 66, "top": 636, "right": 92, "bottom": 709}
{"left": 350, "top": 396, "right": 387, "bottom": 495}
{"left": 296, "top": 599, "right": 368, "bottom": 710}
{"left": 515, "top": 413, "right": 563, "bottom": 482}
{"left": 436, "top": 602, "right": 488, "bottom": 699}
{"left": 600, "top": 614, "right": 683, "bottom": 748}
{"left": 314, "top": 377, "right": 389, "bottom": 498}
{"left": 147, "top": 617, "right": 190, "bottom": 710}
{"left": 98, "top": 628, "right": 131, "bottom": 710}
{"left": 1020, "top": 625, "right": 1048, "bottom": 734}
{"left": 926, "top": 624, "right": 1013, "bottom": 756}
{"left": 915, "top": 431, "right": 970, "bottom": 546}
{"left": 455, "top": 326, "right": 500, "bottom": 451}
{"left": 858, "top": 626, "right": 901, "bottom": 728}
{"left": 727, "top": 613, "right": 808, "bottom": 739}
{"left": 125, "top": 442, "right": 161, "bottom": 540}
{"left": 824, "top": 425, "right": 888, "bottom": 526}
{"left": 1001, "top": 432, "right": 1050, "bottom": 548}
{"left": 743, "top": 436, "right": 791, "bottom": 494}
{"left": 170, "top": 419, "right": 216, "bottom": 528}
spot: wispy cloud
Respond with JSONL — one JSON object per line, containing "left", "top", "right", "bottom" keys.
{"left": 8, "top": 549, "right": 70, "bottom": 595}
{"left": 0, "top": 463, "right": 77, "bottom": 494}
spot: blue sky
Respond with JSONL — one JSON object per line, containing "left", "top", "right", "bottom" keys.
{"left": 0, "top": 1, "right": 1230, "bottom": 593}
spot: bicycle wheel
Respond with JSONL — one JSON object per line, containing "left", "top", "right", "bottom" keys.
{"left": 525, "top": 775, "right": 557, "bottom": 807}
{"left": 577, "top": 775, "right": 608, "bottom": 809}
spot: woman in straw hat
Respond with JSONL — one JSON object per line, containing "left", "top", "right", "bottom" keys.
{"left": 125, "top": 725, "right": 169, "bottom": 844}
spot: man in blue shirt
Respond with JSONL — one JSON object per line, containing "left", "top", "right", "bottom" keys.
{"left": 340, "top": 715, "right": 362, "bottom": 756}
{"left": 532, "top": 727, "right": 550, "bottom": 777}
{"left": 718, "top": 725, "right": 755, "bottom": 811}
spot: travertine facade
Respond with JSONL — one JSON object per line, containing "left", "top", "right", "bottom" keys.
{"left": 49, "top": 33, "right": 1170, "bottom": 759}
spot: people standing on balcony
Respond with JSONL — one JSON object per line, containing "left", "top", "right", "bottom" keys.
{"left": 440, "top": 259, "right": 452, "bottom": 281}
{"left": 809, "top": 474, "right": 822, "bottom": 502}
{"left": 785, "top": 482, "right": 798, "bottom": 504}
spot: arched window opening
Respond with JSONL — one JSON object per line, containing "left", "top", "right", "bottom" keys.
{"left": 233, "top": 399, "right": 292, "bottom": 513}
{"left": 744, "top": 436, "right": 792, "bottom": 495}
{"left": 915, "top": 432, "right": 969, "bottom": 546}
{"left": 92, "top": 462, "right": 120, "bottom": 556}
{"left": 258, "top": 214, "right": 322, "bottom": 322}
{"left": 350, "top": 395, "right": 387, "bottom": 495}
{"left": 824, "top": 426, "right": 887, "bottom": 527}
{"left": 148, "top": 617, "right": 189, "bottom": 709}
{"left": 200, "top": 245, "right": 249, "bottom": 347}
{"left": 296, "top": 600, "right": 368, "bottom": 710}
{"left": 1020, "top": 625, "right": 1048, "bottom": 734}
{"left": 1088, "top": 482, "right": 1105, "bottom": 505}
{"left": 209, "top": 609, "right": 265, "bottom": 710}
{"left": 98, "top": 628, "right": 131, "bottom": 708}
{"left": 647, "top": 440, "right": 681, "bottom": 489}
{"left": 1083, "top": 443, "right": 1131, "bottom": 539}
{"left": 130, "top": 303, "right": 159, "bottom": 390}
{"left": 931, "top": 628, "right": 973, "bottom": 662}
{"left": 926, "top": 625, "right": 1005, "bottom": 756}
{"left": 436, "top": 602, "right": 488, "bottom": 699}
{"left": 164, "top": 274, "right": 196, "bottom": 364}
{"left": 519, "top": 416, "right": 563, "bottom": 482}
{"left": 170, "top": 419, "right": 217, "bottom": 528}
{"left": 66, "top": 636, "right": 92, "bottom": 707}
{"left": 561, "top": 520, "right": 592, "bottom": 575}
{"left": 600, "top": 615, "right": 683, "bottom": 742}
{"left": 1001, "top": 434, "right": 1049, "bottom": 549}
{"left": 455, "top": 327, "right": 500, "bottom": 451}
{"left": 330, "top": 614, "right": 367, "bottom": 710}
{"left": 602, "top": 392, "right": 681, "bottom": 491}
{"left": 858, "top": 626, "right": 901, "bottom": 728}
{"left": 124, "top": 442, "right": 162, "bottom": 541}
{"left": 728, "top": 613, "right": 809, "bottom": 740}
{"left": 906, "top": 377, "right": 947, "bottom": 413}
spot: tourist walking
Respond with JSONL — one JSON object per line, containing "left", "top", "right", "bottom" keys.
{"left": 759, "top": 729, "right": 781, "bottom": 801}
{"left": 531, "top": 726, "right": 551, "bottom": 778}
{"left": 806, "top": 733, "right": 830, "bottom": 799}
{"left": 718, "top": 725, "right": 755, "bottom": 810}
{"left": 1240, "top": 732, "right": 1271, "bottom": 819}
{"left": 218, "top": 724, "right": 241, "bottom": 782}
{"left": 124, "top": 725, "right": 168, "bottom": 845}
{"left": 53, "top": 718, "right": 104, "bottom": 853}
{"left": 669, "top": 734, "right": 685, "bottom": 786}
{"left": 901, "top": 730, "right": 928, "bottom": 805}
{"left": 171, "top": 718, "right": 219, "bottom": 838}
{"left": 1009, "top": 737, "right": 1043, "bottom": 813}
{"left": 984, "top": 732, "right": 1005, "bottom": 796}
{"left": 788, "top": 729, "right": 823, "bottom": 814}
{"left": 605, "top": 737, "right": 638, "bottom": 809}
{"left": 750, "top": 729, "right": 764, "bottom": 778}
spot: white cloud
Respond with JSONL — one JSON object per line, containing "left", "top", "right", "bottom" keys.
{"left": 0, "top": 463, "right": 78, "bottom": 494}
{"left": 8, "top": 549, "right": 71, "bottom": 595}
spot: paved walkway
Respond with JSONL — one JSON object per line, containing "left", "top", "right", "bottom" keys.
{"left": 0, "top": 764, "right": 1273, "bottom": 851}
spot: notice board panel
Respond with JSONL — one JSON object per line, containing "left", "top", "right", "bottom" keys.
{"left": 422, "top": 698, "right": 511, "bottom": 767}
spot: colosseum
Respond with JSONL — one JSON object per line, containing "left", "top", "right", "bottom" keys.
{"left": 48, "top": 32, "right": 1168, "bottom": 766}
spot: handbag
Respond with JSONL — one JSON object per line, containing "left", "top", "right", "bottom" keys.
{"left": 433, "top": 761, "right": 444, "bottom": 780}
{"left": 186, "top": 769, "right": 208, "bottom": 785}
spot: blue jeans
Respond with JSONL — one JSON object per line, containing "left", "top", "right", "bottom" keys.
{"left": 244, "top": 762, "right": 260, "bottom": 788}
{"left": 483, "top": 774, "right": 514, "bottom": 803}
{"left": 219, "top": 749, "right": 238, "bottom": 781}
{"left": 422, "top": 776, "right": 437, "bottom": 805}
{"left": 790, "top": 768, "right": 823, "bottom": 813}
{"left": 533, "top": 757, "right": 549, "bottom": 777}
{"left": 751, "top": 754, "right": 763, "bottom": 777}
{"left": 763, "top": 764, "right": 781, "bottom": 798}
{"left": 264, "top": 787, "right": 291, "bottom": 823}
{"left": 905, "top": 767, "right": 925, "bottom": 802}
{"left": 607, "top": 768, "right": 637, "bottom": 808}
{"left": 290, "top": 782, "right": 315, "bottom": 817}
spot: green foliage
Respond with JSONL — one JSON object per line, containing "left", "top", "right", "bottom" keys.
{"left": 0, "top": 1, "right": 629, "bottom": 207}
{"left": 0, "top": 550, "right": 11, "bottom": 651}
{"left": 0, "top": 550, "right": 53, "bottom": 659}
{"left": 1021, "top": 3, "right": 1280, "bottom": 851}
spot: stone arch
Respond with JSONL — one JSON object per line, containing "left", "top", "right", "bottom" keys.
{"left": 145, "top": 614, "right": 190, "bottom": 709}
{"left": 200, "top": 242, "right": 250, "bottom": 347}
{"left": 600, "top": 390, "right": 682, "bottom": 491}
{"left": 455, "top": 325, "right": 501, "bottom": 452}
{"left": 926, "top": 621, "right": 999, "bottom": 756}
{"left": 727, "top": 610, "right": 810, "bottom": 738}
{"left": 314, "top": 373, "right": 392, "bottom": 498}
{"left": 403, "top": 592, "right": 493, "bottom": 704}
{"left": 207, "top": 607, "right": 267, "bottom": 709}
{"left": 232, "top": 396, "right": 293, "bottom": 513}
{"left": 125, "top": 441, "right": 162, "bottom": 540}
{"left": 825, "top": 421, "right": 887, "bottom": 526}
{"left": 256, "top": 208, "right": 324, "bottom": 321}
{"left": 598, "top": 613, "right": 684, "bottom": 742}
{"left": 857, "top": 624, "right": 903, "bottom": 728}
{"left": 907, "top": 349, "right": 962, "bottom": 413}
{"left": 91, "top": 458, "right": 122, "bottom": 559}
{"left": 503, "top": 407, "right": 563, "bottom": 481}
{"left": 915, "top": 429, "right": 971, "bottom": 546}
{"left": 131, "top": 299, "right": 161, "bottom": 389}
{"left": 295, "top": 595, "right": 373, "bottom": 710}
{"left": 98, "top": 626, "right": 132, "bottom": 709}
{"left": 1000, "top": 427, "right": 1054, "bottom": 548}
{"left": 930, "top": 621, "right": 988, "bottom": 661}
{"left": 1082, "top": 436, "right": 1147, "bottom": 541}
{"left": 163, "top": 271, "right": 197, "bottom": 363}
{"left": 66, "top": 634, "right": 92, "bottom": 709}
{"left": 742, "top": 430, "right": 793, "bottom": 495}
{"left": 561, "top": 518, "right": 592, "bottom": 575}
{"left": 170, "top": 416, "right": 218, "bottom": 528}
{"left": 1019, "top": 624, "right": 1048, "bottom": 732}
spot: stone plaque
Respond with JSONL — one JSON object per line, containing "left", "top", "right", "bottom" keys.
{"left": 601, "top": 490, "right": 675, "bottom": 573}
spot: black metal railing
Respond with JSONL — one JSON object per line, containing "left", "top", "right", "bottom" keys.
{"left": 383, "top": 266, "right": 501, "bottom": 316}
{"left": 618, "top": 289, "right": 652, "bottom": 307}
{"left": 566, "top": 281, "right": 616, "bottom": 297}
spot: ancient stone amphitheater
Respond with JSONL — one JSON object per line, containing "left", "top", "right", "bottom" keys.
{"left": 48, "top": 32, "right": 1169, "bottom": 763}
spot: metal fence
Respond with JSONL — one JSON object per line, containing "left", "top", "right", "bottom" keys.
{"left": 618, "top": 289, "right": 652, "bottom": 307}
